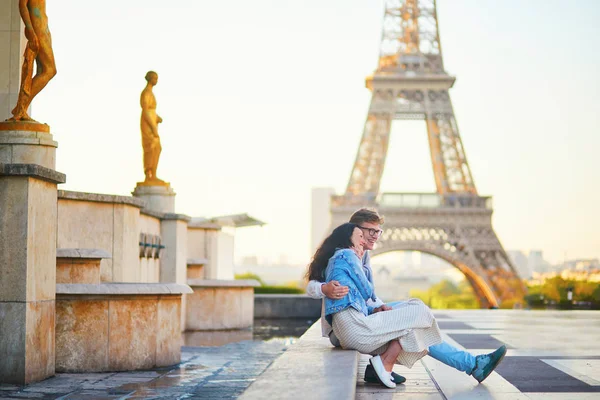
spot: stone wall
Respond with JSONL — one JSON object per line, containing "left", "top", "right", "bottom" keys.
{"left": 139, "top": 213, "right": 161, "bottom": 282}
{"left": 0, "top": 0, "right": 26, "bottom": 121}
{"left": 57, "top": 191, "right": 144, "bottom": 283}
{"left": 254, "top": 294, "right": 322, "bottom": 319}
{"left": 186, "top": 280, "right": 259, "bottom": 330}
{"left": 55, "top": 283, "right": 191, "bottom": 372}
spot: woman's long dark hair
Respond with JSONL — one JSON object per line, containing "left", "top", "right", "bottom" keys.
{"left": 306, "top": 223, "right": 358, "bottom": 282}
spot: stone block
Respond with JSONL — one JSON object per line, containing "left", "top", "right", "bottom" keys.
{"left": 0, "top": 177, "right": 28, "bottom": 302}
{"left": 132, "top": 184, "right": 176, "bottom": 214}
{"left": 10, "top": 144, "right": 55, "bottom": 168}
{"left": 25, "top": 301, "right": 55, "bottom": 382}
{"left": 187, "top": 265, "right": 204, "bottom": 279}
{"left": 239, "top": 289, "right": 255, "bottom": 326}
{"left": 108, "top": 299, "right": 157, "bottom": 371}
{"left": 186, "top": 287, "right": 215, "bottom": 331}
{"left": 0, "top": 302, "right": 26, "bottom": 382}
{"left": 0, "top": 131, "right": 58, "bottom": 169}
{"left": 160, "top": 219, "right": 187, "bottom": 284}
{"left": 55, "top": 300, "right": 109, "bottom": 372}
{"left": 112, "top": 204, "right": 141, "bottom": 282}
{"left": 56, "top": 259, "right": 101, "bottom": 284}
{"left": 156, "top": 297, "right": 181, "bottom": 367}
{"left": 0, "top": 301, "right": 55, "bottom": 384}
{"left": 57, "top": 199, "right": 114, "bottom": 282}
{"left": 185, "top": 286, "right": 255, "bottom": 331}
{"left": 0, "top": 177, "right": 57, "bottom": 302}
{"left": 213, "top": 287, "right": 242, "bottom": 329}
{"left": 27, "top": 178, "right": 57, "bottom": 301}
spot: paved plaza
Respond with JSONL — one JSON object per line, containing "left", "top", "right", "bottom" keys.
{"left": 0, "top": 339, "right": 291, "bottom": 400}
{"left": 358, "top": 310, "right": 600, "bottom": 399}
{"left": 1, "top": 310, "right": 599, "bottom": 399}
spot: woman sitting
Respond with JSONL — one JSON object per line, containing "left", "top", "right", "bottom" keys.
{"left": 306, "top": 222, "right": 444, "bottom": 388}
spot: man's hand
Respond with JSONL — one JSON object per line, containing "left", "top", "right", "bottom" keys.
{"left": 373, "top": 304, "right": 392, "bottom": 313}
{"left": 322, "top": 281, "right": 349, "bottom": 300}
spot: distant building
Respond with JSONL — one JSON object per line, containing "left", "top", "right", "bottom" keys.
{"left": 508, "top": 250, "right": 531, "bottom": 279}
{"left": 558, "top": 258, "right": 600, "bottom": 272}
{"left": 241, "top": 255, "right": 259, "bottom": 266}
{"left": 311, "top": 187, "right": 335, "bottom": 252}
{"left": 528, "top": 250, "right": 553, "bottom": 274}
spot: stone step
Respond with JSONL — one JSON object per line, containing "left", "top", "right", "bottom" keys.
{"left": 239, "top": 321, "right": 359, "bottom": 400}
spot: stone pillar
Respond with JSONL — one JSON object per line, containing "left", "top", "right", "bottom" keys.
{"left": 160, "top": 214, "right": 190, "bottom": 331}
{"left": 0, "top": 129, "right": 66, "bottom": 384}
{"left": 132, "top": 184, "right": 176, "bottom": 214}
{"left": 0, "top": 0, "right": 27, "bottom": 121}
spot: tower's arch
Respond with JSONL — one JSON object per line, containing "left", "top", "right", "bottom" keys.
{"left": 370, "top": 246, "right": 499, "bottom": 308}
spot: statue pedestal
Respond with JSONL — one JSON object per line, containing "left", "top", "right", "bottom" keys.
{"left": 0, "top": 125, "right": 65, "bottom": 384}
{"left": 132, "top": 183, "right": 176, "bottom": 214}
{"left": 0, "top": 127, "right": 58, "bottom": 169}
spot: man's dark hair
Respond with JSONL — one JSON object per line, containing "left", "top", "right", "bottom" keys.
{"left": 349, "top": 208, "right": 384, "bottom": 225}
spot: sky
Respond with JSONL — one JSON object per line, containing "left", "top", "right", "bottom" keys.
{"left": 30, "top": 0, "right": 600, "bottom": 266}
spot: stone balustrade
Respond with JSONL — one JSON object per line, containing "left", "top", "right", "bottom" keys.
{"left": 186, "top": 279, "right": 260, "bottom": 330}
{"left": 187, "top": 258, "right": 207, "bottom": 279}
{"left": 56, "top": 248, "right": 111, "bottom": 284}
{"left": 55, "top": 283, "right": 192, "bottom": 373}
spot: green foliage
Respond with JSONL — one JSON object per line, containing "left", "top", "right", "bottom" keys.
{"left": 409, "top": 279, "right": 478, "bottom": 309}
{"left": 254, "top": 286, "right": 304, "bottom": 294}
{"left": 525, "top": 277, "right": 600, "bottom": 308}
{"left": 235, "top": 272, "right": 303, "bottom": 294}
{"left": 234, "top": 272, "right": 265, "bottom": 286}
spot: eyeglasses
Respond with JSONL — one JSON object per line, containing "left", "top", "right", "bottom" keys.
{"left": 358, "top": 226, "right": 383, "bottom": 238}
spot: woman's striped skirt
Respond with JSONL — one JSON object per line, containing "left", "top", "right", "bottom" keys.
{"left": 332, "top": 298, "right": 442, "bottom": 368}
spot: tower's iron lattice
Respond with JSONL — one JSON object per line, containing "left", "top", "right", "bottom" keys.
{"left": 331, "top": 0, "right": 525, "bottom": 308}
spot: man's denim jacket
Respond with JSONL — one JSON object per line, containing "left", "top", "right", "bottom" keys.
{"left": 324, "top": 248, "right": 377, "bottom": 325}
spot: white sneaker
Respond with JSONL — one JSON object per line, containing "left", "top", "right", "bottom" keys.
{"left": 369, "top": 355, "right": 396, "bottom": 389}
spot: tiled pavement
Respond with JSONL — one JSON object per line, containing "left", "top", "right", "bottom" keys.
{"left": 2, "top": 311, "right": 599, "bottom": 399}
{"left": 0, "top": 338, "right": 292, "bottom": 400}
{"left": 356, "top": 310, "right": 600, "bottom": 399}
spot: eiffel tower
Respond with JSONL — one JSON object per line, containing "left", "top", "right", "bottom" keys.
{"left": 329, "top": 0, "right": 526, "bottom": 308}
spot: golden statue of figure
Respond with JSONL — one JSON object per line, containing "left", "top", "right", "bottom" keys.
{"left": 140, "top": 71, "right": 166, "bottom": 185}
{"left": 9, "top": 0, "right": 57, "bottom": 122}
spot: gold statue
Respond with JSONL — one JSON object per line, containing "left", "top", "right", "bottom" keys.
{"left": 9, "top": 0, "right": 57, "bottom": 122}
{"left": 140, "top": 71, "right": 166, "bottom": 185}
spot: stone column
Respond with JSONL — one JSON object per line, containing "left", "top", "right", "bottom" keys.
{"left": 132, "top": 184, "right": 176, "bottom": 214}
{"left": 0, "top": 0, "right": 27, "bottom": 121}
{"left": 0, "top": 129, "right": 66, "bottom": 384}
{"left": 160, "top": 214, "right": 190, "bottom": 331}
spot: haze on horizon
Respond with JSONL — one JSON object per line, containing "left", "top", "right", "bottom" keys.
{"left": 31, "top": 0, "right": 600, "bottom": 266}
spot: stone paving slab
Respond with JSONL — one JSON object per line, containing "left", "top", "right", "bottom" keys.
{"left": 356, "top": 310, "right": 600, "bottom": 400}
{"left": 0, "top": 339, "right": 290, "bottom": 400}
{"left": 3, "top": 311, "right": 600, "bottom": 399}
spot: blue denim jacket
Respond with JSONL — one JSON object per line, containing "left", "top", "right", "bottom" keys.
{"left": 324, "top": 248, "right": 377, "bottom": 325}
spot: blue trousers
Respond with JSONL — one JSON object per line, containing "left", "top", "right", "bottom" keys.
{"left": 387, "top": 301, "right": 476, "bottom": 374}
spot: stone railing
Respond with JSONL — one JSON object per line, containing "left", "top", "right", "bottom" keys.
{"left": 186, "top": 279, "right": 260, "bottom": 330}
{"left": 55, "top": 283, "right": 192, "bottom": 373}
